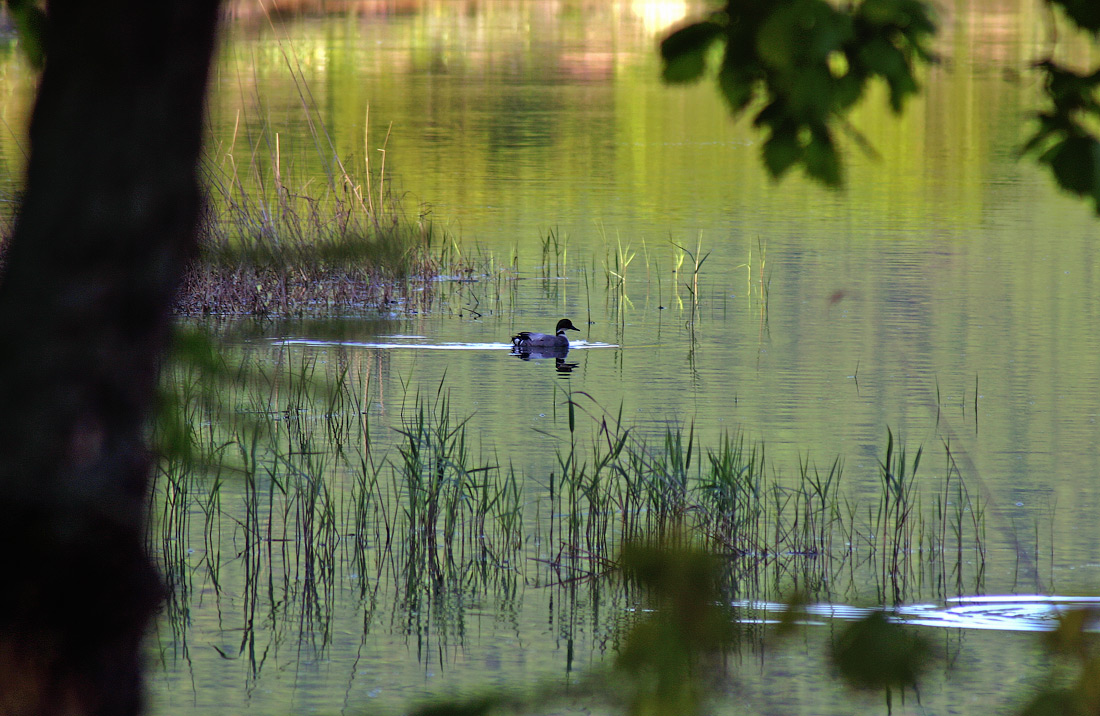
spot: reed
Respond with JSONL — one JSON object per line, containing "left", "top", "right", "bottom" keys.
{"left": 154, "top": 377, "right": 988, "bottom": 587}
{"left": 699, "top": 431, "right": 767, "bottom": 554}
{"left": 736, "top": 236, "right": 770, "bottom": 330}
{"left": 150, "top": 355, "right": 992, "bottom": 686}
{"left": 181, "top": 150, "right": 446, "bottom": 317}
{"left": 173, "top": 24, "right": 468, "bottom": 318}
{"left": 671, "top": 234, "right": 710, "bottom": 324}
{"left": 539, "top": 226, "right": 568, "bottom": 278}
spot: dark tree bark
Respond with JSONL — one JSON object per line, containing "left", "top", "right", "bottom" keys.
{"left": 0, "top": 2, "right": 220, "bottom": 714}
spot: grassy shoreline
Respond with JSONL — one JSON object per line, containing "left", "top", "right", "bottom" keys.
{"left": 0, "top": 168, "right": 453, "bottom": 319}
{"left": 174, "top": 219, "right": 444, "bottom": 317}
{"left": 174, "top": 148, "right": 456, "bottom": 317}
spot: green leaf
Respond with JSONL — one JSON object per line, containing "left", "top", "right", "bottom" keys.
{"left": 885, "top": 66, "right": 919, "bottom": 112}
{"left": 757, "top": 0, "right": 850, "bottom": 70}
{"left": 1020, "top": 112, "right": 1062, "bottom": 156}
{"left": 776, "top": 590, "right": 810, "bottom": 635}
{"left": 1040, "top": 61, "right": 1100, "bottom": 113}
{"left": 718, "top": 58, "right": 757, "bottom": 113}
{"left": 833, "top": 68, "right": 866, "bottom": 110}
{"left": 1047, "top": 136, "right": 1100, "bottom": 198}
{"left": 859, "top": 0, "right": 938, "bottom": 39}
{"left": 753, "top": 98, "right": 787, "bottom": 128}
{"left": 1017, "top": 689, "right": 1078, "bottom": 716}
{"left": 663, "top": 49, "right": 707, "bottom": 84}
{"left": 788, "top": 66, "right": 835, "bottom": 118}
{"left": 761, "top": 125, "right": 802, "bottom": 179}
{"left": 1052, "top": 0, "right": 1100, "bottom": 34}
{"left": 853, "top": 35, "right": 920, "bottom": 112}
{"left": 804, "top": 128, "right": 842, "bottom": 187}
{"left": 857, "top": 35, "right": 907, "bottom": 78}
{"left": 660, "top": 21, "right": 724, "bottom": 84}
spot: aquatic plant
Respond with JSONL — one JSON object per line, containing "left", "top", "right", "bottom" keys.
{"left": 149, "top": 351, "right": 990, "bottom": 696}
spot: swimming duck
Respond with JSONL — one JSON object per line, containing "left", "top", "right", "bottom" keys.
{"left": 511, "top": 318, "right": 580, "bottom": 350}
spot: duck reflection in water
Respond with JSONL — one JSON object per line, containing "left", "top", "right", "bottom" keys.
{"left": 510, "top": 344, "right": 579, "bottom": 373}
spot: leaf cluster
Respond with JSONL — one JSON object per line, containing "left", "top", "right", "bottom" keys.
{"left": 1021, "top": 2, "right": 1100, "bottom": 214}
{"left": 1017, "top": 607, "right": 1100, "bottom": 716}
{"left": 1050, "top": 0, "right": 1100, "bottom": 35}
{"left": 831, "top": 610, "right": 933, "bottom": 692}
{"left": 660, "top": 0, "right": 936, "bottom": 187}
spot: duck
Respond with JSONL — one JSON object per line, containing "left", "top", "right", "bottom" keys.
{"left": 511, "top": 318, "right": 580, "bottom": 350}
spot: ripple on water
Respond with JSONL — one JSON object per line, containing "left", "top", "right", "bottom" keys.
{"left": 272, "top": 337, "right": 617, "bottom": 350}
{"left": 737, "top": 595, "right": 1100, "bottom": 633}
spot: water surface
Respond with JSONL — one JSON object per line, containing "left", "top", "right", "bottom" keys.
{"left": 172, "top": 2, "right": 1100, "bottom": 712}
{"left": 5, "top": 2, "right": 1100, "bottom": 714}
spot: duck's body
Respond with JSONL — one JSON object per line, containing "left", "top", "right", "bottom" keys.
{"left": 512, "top": 318, "right": 580, "bottom": 350}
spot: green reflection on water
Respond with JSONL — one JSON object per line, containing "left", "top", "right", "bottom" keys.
{"left": 153, "top": 0, "right": 1100, "bottom": 711}
{"left": 2, "top": 1, "right": 1099, "bottom": 714}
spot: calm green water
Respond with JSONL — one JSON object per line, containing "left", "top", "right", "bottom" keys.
{"left": 5, "top": 1, "right": 1100, "bottom": 714}
{"left": 198, "top": 0, "right": 1100, "bottom": 578}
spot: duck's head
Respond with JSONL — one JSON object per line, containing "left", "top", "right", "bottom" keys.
{"left": 556, "top": 318, "right": 581, "bottom": 334}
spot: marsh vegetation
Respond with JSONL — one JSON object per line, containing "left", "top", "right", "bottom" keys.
{"left": 146, "top": 300, "right": 1008, "bottom": 713}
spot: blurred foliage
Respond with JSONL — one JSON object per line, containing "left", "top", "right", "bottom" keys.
{"left": 410, "top": 699, "right": 500, "bottom": 716}
{"left": 614, "top": 535, "right": 737, "bottom": 716}
{"left": 1021, "top": 0, "right": 1100, "bottom": 214}
{"left": 832, "top": 610, "right": 934, "bottom": 692}
{"left": 664, "top": 0, "right": 1100, "bottom": 216}
{"left": 775, "top": 589, "right": 809, "bottom": 636}
{"left": 660, "top": 0, "right": 937, "bottom": 187}
{"left": 1017, "top": 607, "right": 1100, "bottom": 716}
{"left": 1050, "top": 0, "right": 1100, "bottom": 33}
{"left": 404, "top": 534, "right": 740, "bottom": 716}
{"left": 1025, "top": 57, "right": 1100, "bottom": 214}
{"left": 1016, "top": 0, "right": 1100, "bottom": 215}
{"left": 3, "top": 0, "right": 45, "bottom": 68}
{"left": 154, "top": 325, "right": 227, "bottom": 468}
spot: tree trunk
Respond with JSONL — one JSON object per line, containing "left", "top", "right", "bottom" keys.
{"left": 0, "top": 1, "right": 220, "bottom": 714}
